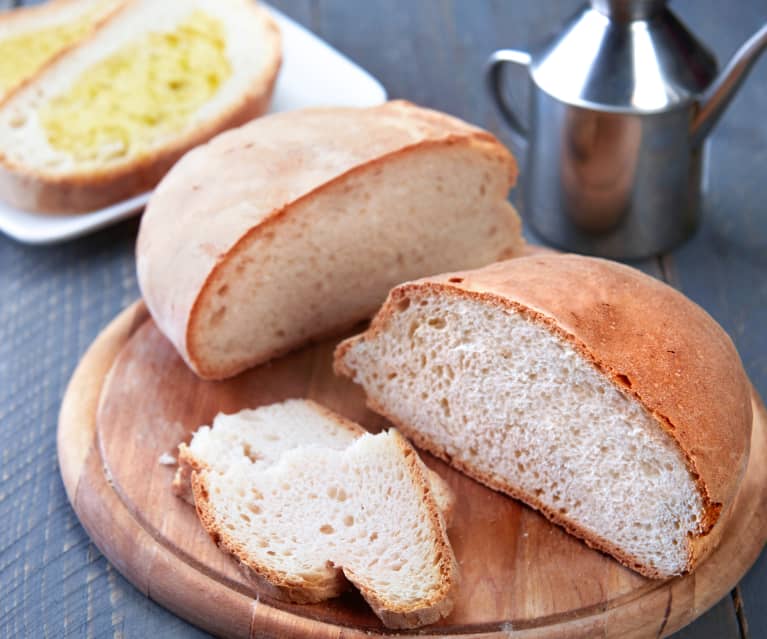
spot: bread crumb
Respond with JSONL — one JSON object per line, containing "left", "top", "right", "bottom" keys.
{"left": 158, "top": 452, "right": 177, "bottom": 466}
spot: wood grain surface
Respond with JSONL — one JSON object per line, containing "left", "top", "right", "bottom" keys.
{"left": 1, "top": 0, "right": 766, "bottom": 638}
{"left": 58, "top": 301, "right": 767, "bottom": 639}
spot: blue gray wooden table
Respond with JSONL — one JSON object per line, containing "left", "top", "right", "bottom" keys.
{"left": 0, "top": 1, "right": 764, "bottom": 637}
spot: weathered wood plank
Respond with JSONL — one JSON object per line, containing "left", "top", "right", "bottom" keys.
{"left": 0, "top": 218, "right": 213, "bottom": 639}
{"left": 672, "top": 595, "right": 742, "bottom": 639}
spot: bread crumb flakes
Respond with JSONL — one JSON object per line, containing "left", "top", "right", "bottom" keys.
{"left": 158, "top": 452, "right": 177, "bottom": 466}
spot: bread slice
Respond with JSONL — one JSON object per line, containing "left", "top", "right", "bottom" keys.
{"left": 0, "top": 0, "right": 124, "bottom": 103}
{"left": 0, "top": 0, "right": 281, "bottom": 213}
{"left": 137, "top": 100, "right": 524, "bottom": 380}
{"left": 184, "top": 403, "right": 459, "bottom": 629}
{"left": 334, "top": 254, "right": 753, "bottom": 579}
{"left": 173, "top": 398, "right": 456, "bottom": 525}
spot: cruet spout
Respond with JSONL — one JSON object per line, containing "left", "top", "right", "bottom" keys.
{"left": 692, "top": 22, "right": 767, "bottom": 144}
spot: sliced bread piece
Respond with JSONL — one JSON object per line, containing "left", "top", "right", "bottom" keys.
{"left": 136, "top": 100, "right": 524, "bottom": 380}
{"left": 173, "top": 398, "right": 456, "bottom": 525}
{"left": 0, "top": 0, "right": 124, "bottom": 103}
{"left": 0, "top": 0, "right": 281, "bottom": 213}
{"left": 187, "top": 420, "right": 459, "bottom": 628}
{"left": 334, "top": 254, "right": 753, "bottom": 579}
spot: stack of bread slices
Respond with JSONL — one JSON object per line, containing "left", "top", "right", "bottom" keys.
{"left": 0, "top": 0, "right": 281, "bottom": 212}
{"left": 177, "top": 400, "right": 459, "bottom": 628}
{"left": 132, "top": 100, "right": 751, "bottom": 628}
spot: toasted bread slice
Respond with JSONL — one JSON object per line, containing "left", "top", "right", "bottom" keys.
{"left": 0, "top": 0, "right": 281, "bottom": 213}
{"left": 174, "top": 398, "right": 456, "bottom": 525}
{"left": 0, "top": 0, "right": 124, "bottom": 103}
{"left": 184, "top": 401, "right": 459, "bottom": 629}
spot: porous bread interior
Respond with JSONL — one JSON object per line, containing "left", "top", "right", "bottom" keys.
{"left": 187, "top": 400, "right": 359, "bottom": 469}
{"left": 341, "top": 287, "right": 704, "bottom": 577}
{"left": 180, "top": 399, "right": 455, "bottom": 522}
{"left": 198, "top": 429, "right": 452, "bottom": 615}
{"left": 190, "top": 142, "right": 522, "bottom": 377}
{"left": 0, "top": 0, "right": 274, "bottom": 172}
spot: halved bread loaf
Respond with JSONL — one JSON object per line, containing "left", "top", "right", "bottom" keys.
{"left": 137, "top": 101, "right": 524, "bottom": 380}
{"left": 173, "top": 398, "right": 456, "bottom": 525}
{"left": 0, "top": 0, "right": 281, "bottom": 213}
{"left": 0, "top": 0, "right": 123, "bottom": 103}
{"left": 334, "top": 254, "right": 753, "bottom": 578}
{"left": 184, "top": 403, "right": 459, "bottom": 629}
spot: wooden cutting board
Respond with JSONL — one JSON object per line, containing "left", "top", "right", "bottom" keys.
{"left": 58, "top": 300, "right": 767, "bottom": 639}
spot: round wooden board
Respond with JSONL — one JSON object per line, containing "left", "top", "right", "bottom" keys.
{"left": 58, "top": 300, "right": 767, "bottom": 639}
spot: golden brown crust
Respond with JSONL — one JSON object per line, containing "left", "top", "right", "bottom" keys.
{"left": 334, "top": 254, "right": 753, "bottom": 576}
{"left": 136, "top": 100, "right": 518, "bottom": 380}
{"left": 0, "top": 3, "right": 281, "bottom": 214}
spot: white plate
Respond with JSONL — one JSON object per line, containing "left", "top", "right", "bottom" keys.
{"left": 0, "top": 5, "right": 387, "bottom": 245}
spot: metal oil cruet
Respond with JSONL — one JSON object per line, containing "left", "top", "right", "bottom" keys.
{"left": 486, "top": 0, "right": 767, "bottom": 259}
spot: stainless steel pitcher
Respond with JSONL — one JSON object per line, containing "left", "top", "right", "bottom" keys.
{"left": 486, "top": 0, "right": 767, "bottom": 258}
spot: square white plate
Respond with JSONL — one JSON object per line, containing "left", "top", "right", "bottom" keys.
{"left": 0, "top": 4, "right": 387, "bottom": 245}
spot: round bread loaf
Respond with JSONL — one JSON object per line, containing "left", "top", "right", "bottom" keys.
{"left": 334, "top": 254, "right": 753, "bottom": 578}
{"left": 137, "top": 101, "right": 523, "bottom": 380}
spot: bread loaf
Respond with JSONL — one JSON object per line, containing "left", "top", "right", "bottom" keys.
{"left": 173, "top": 398, "right": 456, "bottom": 525}
{"left": 137, "top": 101, "right": 524, "bottom": 380}
{"left": 334, "top": 254, "right": 753, "bottom": 578}
{"left": 0, "top": 0, "right": 281, "bottom": 213}
{"left": 183, "top": 401, "right": 459, "bottom": 629}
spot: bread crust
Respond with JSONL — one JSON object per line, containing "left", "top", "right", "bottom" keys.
{"left": 189, "top": 429, "right": 459, "bottom": 629}
{"left": 137, "top": 100, "right": 519, "bottom": 380}
{"left": 0, "top": 1, "right": 281, "bottom": 213}
{"left": 185, "top": 143, "right": 518, "bottom": 380}
{"left": 334, "top": 254, "right": 753, "bottom": 577}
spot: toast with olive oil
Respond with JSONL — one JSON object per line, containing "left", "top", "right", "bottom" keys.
{"left": 0, "top": 0, "right": 124, "bottom": 104}
{"left": 0, "top": 0, "right": 281, "bottom": 213}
